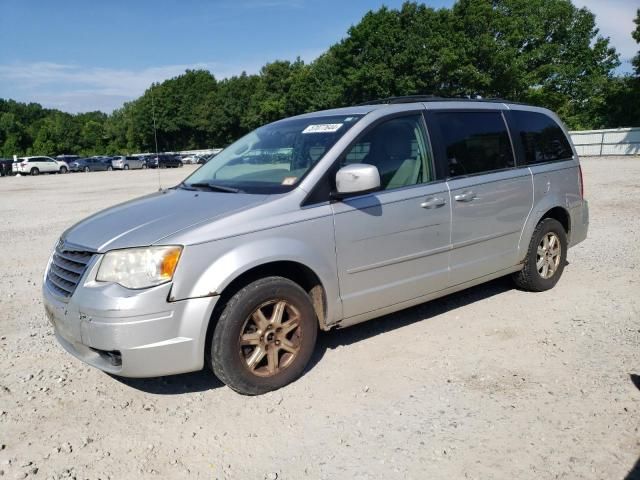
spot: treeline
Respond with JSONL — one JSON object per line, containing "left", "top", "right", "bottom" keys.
{"left": 1, "top": 0, "right": 639, "bottom": 158}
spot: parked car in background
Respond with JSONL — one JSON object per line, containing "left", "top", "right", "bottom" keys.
{"left": 69, "top": 157, "right": 113, "bottom": 172}
{"left": 147, "top": 154, "right": 183, "bottom": 168}
{"left": 0, "top": 158, "right": 15, "bottom": 176}
{"left": 112, "top": 156, "right": 147, "bottom": 170}
{"left": 13, "top": 156, "right": 69, "bottom": 175}
{"left": 56, "top": 155, "right": 79, "bottom": 164}
{"left": 182, "top": 155, "right": 205, "bottom": 164}
{"left": 42, "top": 96, "right": 588, "bottom": 395}
{"left": 197, "top": 154, "right": 214, "bottom": 165}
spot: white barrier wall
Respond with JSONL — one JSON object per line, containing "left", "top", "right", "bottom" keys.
{"left": 569, "top": 127, "right": 640, "bottom": 156}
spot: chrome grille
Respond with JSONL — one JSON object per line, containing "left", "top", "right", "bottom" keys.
{"left": 46, "top": 246, "right": 94, "bottom": 299}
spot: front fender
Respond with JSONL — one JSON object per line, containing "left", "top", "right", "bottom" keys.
{"left": 170, "top": 215, "right": 342, "bottom": 327}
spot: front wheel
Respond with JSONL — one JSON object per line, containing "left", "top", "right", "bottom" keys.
{"left": 59, "top": 166, "right": 68, "bottom": 174}
{"left": 124, "top": 164, "right": 129, "bottom": 170}
{"left": 107, "top": 166, "right": 113, "bottom": 171}
{"left": 211, "top": 277, "right": 318, "bottom": 395}
{"left": 513, "top": 218, "right": 567, "bottom": 292}
{"left": 84, "top": 166, "right": 90, "bottom": 173}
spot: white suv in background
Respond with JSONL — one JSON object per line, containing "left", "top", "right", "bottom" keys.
{"left": 13, "top": 156, "right": 69, "bottom": 175}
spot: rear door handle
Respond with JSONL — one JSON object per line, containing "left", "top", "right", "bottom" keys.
{"left": 420, "top": 197, "right": 447, "bottom": 209}
{"left": 454, "top": 190, "right": 476, "bottom": 202}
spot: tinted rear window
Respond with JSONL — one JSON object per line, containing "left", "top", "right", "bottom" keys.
{"left": 511, "top": 111, "right": 573, "bottom": 164}
{"left": 435, "top": 111, "right": 514, "bottom": 177}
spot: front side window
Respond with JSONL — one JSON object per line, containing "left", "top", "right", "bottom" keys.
{"left": 184, "top": 114, "right": 363, "bottom": 194}
{"left": 436, "top": 111, "right": 515, "bottom": 178}
{"left": 511, "top": 111, "right": 573, "bottom": 164}
{"left": 342, "top": 114, "right": 433, "bottom": 190}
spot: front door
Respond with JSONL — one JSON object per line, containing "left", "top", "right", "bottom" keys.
{"left": 429, "top": 110, "right": 533, "bottom": 285}
{"left": 332, "top": 113, "right": 451, "bottom": 319}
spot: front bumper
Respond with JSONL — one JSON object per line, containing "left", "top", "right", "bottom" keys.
{"left": 43, "top": 276, "right": 219, "bottom": 378}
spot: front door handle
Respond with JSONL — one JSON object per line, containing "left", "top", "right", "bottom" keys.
{"left": 420, "top": 197, "right": 447, "bottom": 209}
{"left": 454, "top": 190, "right": 476, "bottom": 202}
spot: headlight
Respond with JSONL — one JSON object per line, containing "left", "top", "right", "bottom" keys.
{"left": 96, "top": 246, "right": 182, "bottom": 289}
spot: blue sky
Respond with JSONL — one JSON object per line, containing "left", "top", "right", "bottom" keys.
{"left": 0, "top": 0, "right": 636, "bottom": 113}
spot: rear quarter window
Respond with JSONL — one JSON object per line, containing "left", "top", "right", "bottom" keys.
{"left": 511, "top": 111, "right": 573, "bottom": 164}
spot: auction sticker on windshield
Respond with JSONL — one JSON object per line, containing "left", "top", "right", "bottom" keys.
{"left": 302, "top": 123, "right": 343, "bottom": 134}
{"left": 281, "top": 176, "right": 297, "bottom": 185}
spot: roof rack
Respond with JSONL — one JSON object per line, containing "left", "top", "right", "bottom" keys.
{"left": 357, "top": 95, "right": 523, "bottom": 106}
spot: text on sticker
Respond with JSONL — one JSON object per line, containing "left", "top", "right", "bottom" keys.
{"left": 302, "top": 123, "right": 343, "bottom": 134}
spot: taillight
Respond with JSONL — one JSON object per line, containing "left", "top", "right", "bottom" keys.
{"left": 578, "top": 164, "right": 584, "bottom": 199}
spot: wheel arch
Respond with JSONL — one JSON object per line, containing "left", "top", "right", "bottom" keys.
{"left": 540, "top": 206, "right": 570, "bottom": 235}
{"left": 519, "top": 199, "right": 572, "bottom": 263}
{"left": 202, "top": 259, "right": 329, "bottom": 370}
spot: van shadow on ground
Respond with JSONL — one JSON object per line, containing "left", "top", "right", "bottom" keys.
{"left": 113, "top": 276, "right": 515, "bottom": 395}
{"left": 625, "top": 376, "right": 640, "bottom": 480}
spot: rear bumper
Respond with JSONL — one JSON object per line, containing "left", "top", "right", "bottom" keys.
{"left": 43, "top": 280, "right": 219, "bottom": 377}
{"left": 569, "top": 199, "right": 589, "bottom": 247}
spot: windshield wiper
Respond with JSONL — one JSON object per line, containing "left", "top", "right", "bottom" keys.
{"left": 182, "top": 182, "right": 242, "bottom": 193}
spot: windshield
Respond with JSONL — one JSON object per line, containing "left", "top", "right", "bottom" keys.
{"left": 182, "top": 114, "right": 363, "bottom": 193}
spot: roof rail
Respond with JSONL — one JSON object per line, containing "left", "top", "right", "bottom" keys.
{"left": 357, "top": 94, "right": 524, "bottom": 106}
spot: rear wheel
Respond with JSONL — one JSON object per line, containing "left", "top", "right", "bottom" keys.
{"left": 513, "top": 218, "right": 567, "bottom": 292}
{"left": 142, "top": 164, "right": 147, "bottom": 169}
{"left": 124, "top": 164, "right": 129, "bottom": 170}
{"left": 30, "top": 168, "right": 39, "bottom": 176}
{"left": 211, "top": 277, "right": 318, "bottom": 395}
{"left": 107, "top": 166, "right": 113, "bottom": 171}
{"left": 84, "top": 166, "right": 90, "bottom": 173}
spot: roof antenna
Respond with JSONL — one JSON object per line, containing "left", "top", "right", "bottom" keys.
{"left": 151, "top": 85, "right": 162, "bottom": 191}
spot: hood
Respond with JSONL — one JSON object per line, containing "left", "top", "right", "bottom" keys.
{"left": 63, "top": 188, "right": 268, "bottom": 252}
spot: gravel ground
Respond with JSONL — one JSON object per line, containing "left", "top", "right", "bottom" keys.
{"left": 0, "top": 158, "right": 638, "bottom": 480}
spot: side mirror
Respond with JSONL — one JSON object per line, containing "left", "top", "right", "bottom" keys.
{"left": 333, "top": 164, "right": 381, "bottom": 199}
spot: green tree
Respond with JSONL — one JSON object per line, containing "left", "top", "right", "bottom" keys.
{"left": 0, "top": 0, "right": 635, "bottom": 156}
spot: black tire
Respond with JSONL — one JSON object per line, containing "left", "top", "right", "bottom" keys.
{"left": 107, "top": 166, "right": 113, "bottom": 171}
{"left": 211, "top": 276, "right": 318, "bottom": 395}
{"left": 59, "top": 166, "right": 67, "bottom": 174}
{"left": 124, "top": 164, "right": 129, "bottom": 170}
{"left": 178, "top": 162, "right": 183, "bottom": 168}
{"left": 513, "top": 218, "right": 567, "bottom": 292}
{"left": 142, "top": 164, "right": 147, "bottom": 169}
{"left": 84, "top": 166, "right": 90, "bottom": 173}
{"left": 30, "top": 168, "right": 39, "bottom": 176}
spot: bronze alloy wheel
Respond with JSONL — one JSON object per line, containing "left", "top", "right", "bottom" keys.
{"left": 211, "top": 276, "right": 318, "bottom": 394}
{"left": 239, "top": 299, "right": 302, "bottom": 377}
{"left": 513, "top": 218, "right": 567, "bottom": 292}
{"left": 537, "top": 232, "right": 561, "bottom": 279}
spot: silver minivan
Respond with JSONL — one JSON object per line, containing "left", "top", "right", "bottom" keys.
{"left": 43, "top": 97, "right": 589, "bottom": 395}
{"left": 111, "top": 155, "right": 146, "bottom": 170}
